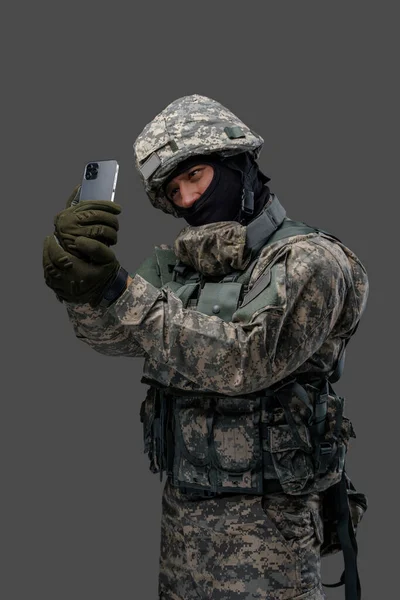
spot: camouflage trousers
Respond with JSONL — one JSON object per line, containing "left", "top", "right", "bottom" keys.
{"left": 158, "top": 479, "right": 325, "bottom": 600}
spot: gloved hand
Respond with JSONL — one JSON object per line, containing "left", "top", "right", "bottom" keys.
{"left": 43, "top": 234, "right": 121, "bottom": 307}
{"left": 54, "top": 185, "right": 122, "bottom": 252}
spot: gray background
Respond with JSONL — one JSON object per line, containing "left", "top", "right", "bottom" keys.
{"left": 3, "top": 2, "right": 398, "bottom": 598}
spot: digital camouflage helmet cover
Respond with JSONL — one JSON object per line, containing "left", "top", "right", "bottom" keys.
{"left": 133, "top": 94, "right": 264, "bottom": 217}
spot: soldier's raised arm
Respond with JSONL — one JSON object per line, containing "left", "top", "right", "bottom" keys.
{"left": 55, "top": 230, "right": 367, "bottom": 395}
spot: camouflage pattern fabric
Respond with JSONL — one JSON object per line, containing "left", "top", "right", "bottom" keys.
{"left": 65, "top": 226, "right": 368, "bottom": 396}
{"left": 174, "top": 220, "right": 251, "bottom": 276}
{"left": 64, "top": 222, "right": 368, "bottom": 599}
{"left": 159, "top": 479, "right": 325, "bottom": 599}
{"left": 133, "top": 94, "right": 264, "bottom": 217}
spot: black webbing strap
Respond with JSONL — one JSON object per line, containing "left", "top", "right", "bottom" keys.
{"left": 158, "top": 389, "right": 166, "bottom": 482}
{"left": 177, "top": 478, "right": 283, "bottom": 499}
{"left": 323, "top": 472, "right": 361, "bottom": 600}
{"left": 246, "top": 194, "right": 286, "bottom": 256}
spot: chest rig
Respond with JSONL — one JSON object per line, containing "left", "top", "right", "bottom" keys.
{"left": 139, "top": 197, "right": 355, "bottom": 498}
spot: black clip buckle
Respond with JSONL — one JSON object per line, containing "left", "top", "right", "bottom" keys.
{"left": 319, "top": 442, "right": 333, "bottom": 456}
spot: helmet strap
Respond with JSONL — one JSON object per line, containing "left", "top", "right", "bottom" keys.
{"left": 241, "top": 188, "right": 255, "bottom": 222}
{"left": 239, "top": 157, "right": 259, "bottom": 223}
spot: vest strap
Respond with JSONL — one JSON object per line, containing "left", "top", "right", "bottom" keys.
{"left": 175, "top": 478, "right": 283, "bottom": 499}
{"left": 174, "top": 282, "right": 201, "bottom": 306}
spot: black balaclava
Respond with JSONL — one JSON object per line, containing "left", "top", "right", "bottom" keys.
{"left": 164, "top": 153, "right": 270, "bottom": 227}
{"left": 223, "top": 152, "right": 271, "bottom": 224}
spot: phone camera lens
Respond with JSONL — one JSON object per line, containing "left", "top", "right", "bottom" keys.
{"left": 85, "top": 162, "right": 99, "bottom": 180}
{"left": 87, "top": 163, "right": 99, "bottom": 178}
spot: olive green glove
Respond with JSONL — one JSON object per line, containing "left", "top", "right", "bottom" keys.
{"left": 54, "top": 185, "right": 122, "bottom": 251}
{"left": 43, "top": 234, "right": 122, "bottom": 307}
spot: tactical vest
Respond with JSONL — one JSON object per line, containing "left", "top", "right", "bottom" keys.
{"left": 139, "top": 211, "right": 366, "bottom": 599}
{"left": 139, "top": 214, "right": 356, "bottom": 497}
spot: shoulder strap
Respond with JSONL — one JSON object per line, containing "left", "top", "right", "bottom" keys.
{"left": 247, "top": 196, "right": 343, "bottom": 258}
{"left": 261, "top": 217, "right": 320, "bottom": 247}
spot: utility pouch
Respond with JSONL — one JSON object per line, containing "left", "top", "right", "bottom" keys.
{"left": 262, "top": 386, "right": 315, "bottom": 495}
{"left": 171, "top": 395, "right": 264, "bottom": 494}
{"left": 196, "top": 282, "right": 243, "bottom": 322}
{"left": 139, "top": 387, "right": 170, "bottom": 478}
{"left": 310, "top": 382, "right": 357, "bottom": 492}
{"left": 139, "top": 387, "right": 159, "bottom": 473}
{"left": 261, "top": 380, "right": 357, "bottom": 495}
{"left": 265, "top": 422, "right": 315, "bottom": 494}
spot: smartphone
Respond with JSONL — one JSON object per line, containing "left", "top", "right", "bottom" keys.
{"left": 77, "top": 160, "right": 119, "bottom": 203}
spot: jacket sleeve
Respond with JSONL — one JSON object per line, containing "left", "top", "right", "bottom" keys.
{"left": 64, "top": 252, "right": 163, "bottom": 358}
{"left": 69, "top": 237, "right": 367, "bottom": 394}
{"left": 65, "top": 301, "right": 147, "bottom": 357}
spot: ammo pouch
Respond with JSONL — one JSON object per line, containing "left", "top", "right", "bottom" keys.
{"left": 141, "top": 387, "right": 265, "bottom": 495}
{"left": 262, "top": 379, "right": 356, "bottom": 496}
{"left": 139, "top": 378, "right": 357, "bottom": 498}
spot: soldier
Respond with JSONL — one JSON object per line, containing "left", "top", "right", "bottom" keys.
{"left": 43, "top": 94, "right": 369, "bottom": 600}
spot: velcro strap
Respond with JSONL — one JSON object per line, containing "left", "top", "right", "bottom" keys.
{"left": 99, "top": 266, "right": 129, "bottom": 307}
{"left": 139, "top": 152, "right": 162, "bottom": 180}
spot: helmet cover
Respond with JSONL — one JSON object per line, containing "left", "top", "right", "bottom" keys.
{"left": 133, "top": 94, "right": 264, "bottom": 216}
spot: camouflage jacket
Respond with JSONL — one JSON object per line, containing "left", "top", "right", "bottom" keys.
{"left": 65, "top": 217, "right": 369, "bottom": 396}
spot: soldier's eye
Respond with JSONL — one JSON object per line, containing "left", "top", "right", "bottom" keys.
{"left": 189, "top": 168, "right": 201, "bottom": 178}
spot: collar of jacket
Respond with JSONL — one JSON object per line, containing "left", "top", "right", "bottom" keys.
{"left": 173, "top": 194, "right": 286, "bottom": 277}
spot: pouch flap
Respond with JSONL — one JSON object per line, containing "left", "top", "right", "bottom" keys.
{"left": 269, "top": 424, "right": 312, "bottom": 452}
{"left": 197, "top": 282, "right": 242, "bottom": 322}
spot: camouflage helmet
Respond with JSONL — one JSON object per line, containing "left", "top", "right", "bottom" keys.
{"left": 133, "top": 94, "right": 264, "bottom": 217}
